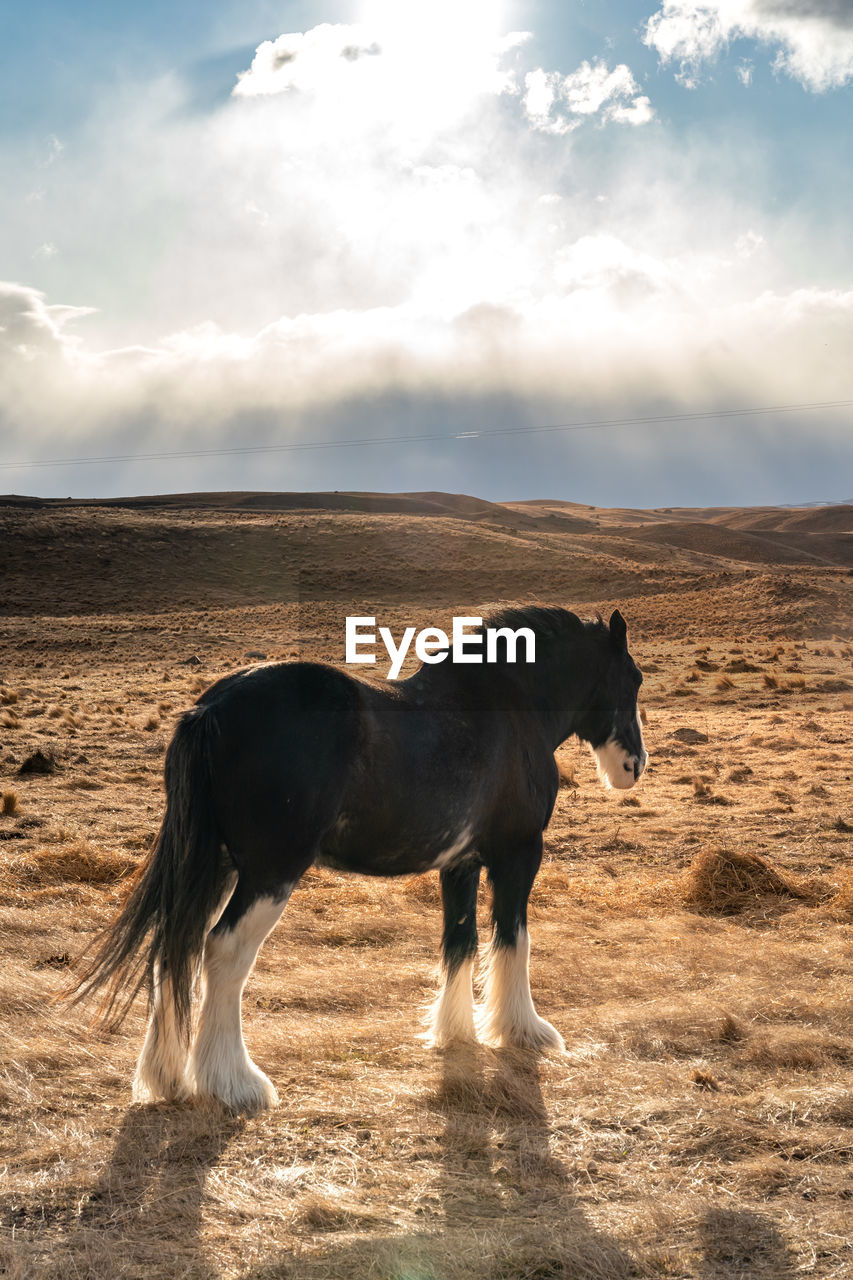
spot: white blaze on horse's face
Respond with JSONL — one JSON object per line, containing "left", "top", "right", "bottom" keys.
{"left": 593, "top": 713, "right": 648, "bottom": 791}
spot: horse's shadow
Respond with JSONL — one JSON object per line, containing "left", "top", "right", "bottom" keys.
{"left": 426, "top": 1045, "right": 631, "bottom": 1277}
{"left": 238, "top": 1045, "right": 632, "bottom": 1280}
{"left": 67, "top": 1057, "right": 801, "bottom": 1280}
{"left": 76, "top": 1100, "right": 243, "bottom": 1276}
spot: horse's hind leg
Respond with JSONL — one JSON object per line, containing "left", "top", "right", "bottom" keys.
{"left": 133, "top": 964, "right": 191, "bottom": 1103}
{"left": 189, "top": 876, "right": 295, "bottom": 1111}
{"left": 133, "top": 870, "right": 238, "bottom": 1104}
{"left": 426, "top": 863, "right": 480, "bottom": 1048}
{"left": 477, "top": 838, "right": 564, "bottom": 1052}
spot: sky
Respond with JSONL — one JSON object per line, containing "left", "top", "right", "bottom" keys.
{"left": 1, "top": 0, "right": 852, "bottom": 505}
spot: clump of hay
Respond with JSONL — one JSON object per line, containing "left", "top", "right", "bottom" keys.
{"left": 725, "top": 658, "right": 761, "bottom": 673}
{"left": 684, "top": 847, "right": 815, "bottom": 915}
{"left": 18, "top": 747, "right": 58, "bottom": 775}
{"left": 671, "top": 726, "right": 708, "bottom": 744}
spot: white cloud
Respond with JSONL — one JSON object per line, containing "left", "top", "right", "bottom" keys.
{"left": 0, "top": 12, "right": 848, "bottom": 501}
{"left": 608, "top": 95, "right": 655, "bottom": 125}
{"left": 235, "top": 20, "right": 651, "bottom": 146}
{"left": 40, "top": 134, "right": 64, "bottom": 167}
{"left": 736, "top": 228, "right": 765, "bottom": 258}
{"left": 553, "top": 234, "right": 676, "bottom": 297}
{"left": 0, "top": 283, "right": 91, "bottom": 365}
{"left": 645, "top": 0, "right": 853, "bottom": 91}
{"left": 523, "top": 60, "right": 655, "bottom": 133}
{"left": 3, "top": 247, "right": 852, "bottom": 471}
{"left": 233, "top": 24, "right": 385, "bottom": 98}
{"left": 233, "top": 13, "right": 529, "bottom": 144}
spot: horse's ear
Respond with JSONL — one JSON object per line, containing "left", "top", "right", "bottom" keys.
{"left": 609, "top": 609, "right": 627, "bottom": 650}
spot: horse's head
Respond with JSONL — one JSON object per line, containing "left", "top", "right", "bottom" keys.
{"left": 587, "top": 609, "right": 647, "bottom": 791}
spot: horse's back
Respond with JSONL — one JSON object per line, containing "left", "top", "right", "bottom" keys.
{"left": 198, "top": 659, "right": 362, "bottom": 719}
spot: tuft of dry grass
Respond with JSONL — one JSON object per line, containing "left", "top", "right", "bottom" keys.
{"left": 727, "top": 765, "right": 753, "bottom": 782}
{"left": 683, "top": 847, "right": 817, "bottom": 914}
{"left": 17, "top": 746, "right": 58, "bottom": 775}
{"left": 1, "top": 790, "right": 18, "bottom": 815}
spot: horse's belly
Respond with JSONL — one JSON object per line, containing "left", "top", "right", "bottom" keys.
{"left": 315, "top": 820, "right": 474, "bottom": 877}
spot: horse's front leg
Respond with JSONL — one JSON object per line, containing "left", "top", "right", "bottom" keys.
{"left": 477, "top": 836, "right": 564, "bottom": 1052}
{"left": 426, "top": 862, "right": 481, "bottom": 1047}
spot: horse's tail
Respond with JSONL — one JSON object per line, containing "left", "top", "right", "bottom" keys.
{"left": 70, "top": 704, "right": 230, "bottom": 1040}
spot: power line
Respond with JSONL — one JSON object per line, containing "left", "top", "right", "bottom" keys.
{"left": 1, "top": 396, "right": 851, "bottom": 473}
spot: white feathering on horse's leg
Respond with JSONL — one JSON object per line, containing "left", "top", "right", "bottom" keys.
{"left": 189, "top": 894, "right": 289, "bottom": 1111}
{"left": 476, "top": 929, "right": 565, "bottom": 1052}
{"left": 133, "top": 966, "right": 191, "bottom": 1102}
{"left": 424, "top": 956, "right": 477, "bottom": 1047}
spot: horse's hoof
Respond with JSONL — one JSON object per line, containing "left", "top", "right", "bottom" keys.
{"left": 132, "top": 1071, "right": 192, "bottom": 1105}
{"left": 422, "top": 1006, "right": 478, "bottom": 1050}
{"left": 193, "top": 1066, "right": 279, "bottom": 1113}
{"left": 521, "top": 1018, "right": 565, "bottom": 1054}
{"left": 423, "top": 1026, "right": 479, "bottom": 1051}
{"left": 476, "top": 1011, "right": 565, "bottom": 1054}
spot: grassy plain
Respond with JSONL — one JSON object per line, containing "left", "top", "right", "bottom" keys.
{"left": 1, "top": 493, "right": 852, "bottom": 1278}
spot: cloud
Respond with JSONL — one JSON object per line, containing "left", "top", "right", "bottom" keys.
{"left": 40, "top": 134, "right": 64, "bottom": 168}
{"left": 232, "top": 14, "right": 528, "bottom": 139}
{"left": 3, "top": 247, "right": 852, "bottom": 458}
{"left": 233, "top": 24, "right": 386, "bottom": 97}
{"left": 523, "top": 60, "right": 654, "bottom": 134}
{"left": 3, "top": 265, "right": 851, "bottom": 504}
{"left": 0, "top": 282, "right": 91, "bottom": 365}
{"left": 644, "top": 0, "right": 853, "bottom": 90}
{"left": 1, "top": 13, "right": 849, "bottom": 502}
{"left": 234, "top": 19, "right": 650, "bottom": 145}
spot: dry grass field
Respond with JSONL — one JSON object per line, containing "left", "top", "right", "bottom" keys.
{"left": 1, "top": 492, "right": 852, "bottom": 1279}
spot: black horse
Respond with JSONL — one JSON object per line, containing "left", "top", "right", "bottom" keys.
{"left": 75, "top": 605, "right": 646, "bottom": 1111}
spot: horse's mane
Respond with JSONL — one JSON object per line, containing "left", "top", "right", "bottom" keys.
{"left": 481, "top": 604, "right": 604, "bottom": 641}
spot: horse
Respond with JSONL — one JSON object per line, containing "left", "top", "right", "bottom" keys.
{"left": 73, "top": 605, "right": 646, "bottom": 1112}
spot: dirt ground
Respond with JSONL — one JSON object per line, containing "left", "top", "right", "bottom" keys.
{"left": 1, "top": 493, "right": 852, "bottom": 1279}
